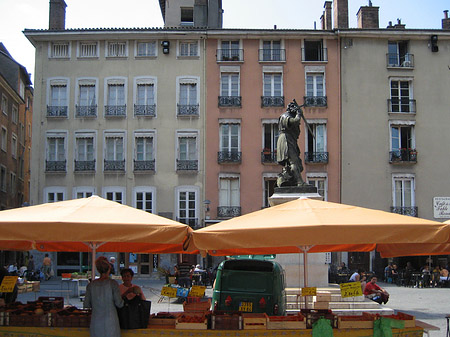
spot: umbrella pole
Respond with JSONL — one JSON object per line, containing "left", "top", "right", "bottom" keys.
{"left": 299, "top": 245, "right": 313, "bottom": 309}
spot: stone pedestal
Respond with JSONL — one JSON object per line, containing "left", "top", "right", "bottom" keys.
{"left": 269, "top": 185, "right": 329, "bottom": 288}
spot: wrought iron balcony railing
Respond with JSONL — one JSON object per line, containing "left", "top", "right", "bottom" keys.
{"left": 388, "top": 99, "right": 416, "bottom": 113}
{"left": 217, "top": 206, "right": 241, "bottom": 218}
{"left": 74, "top": 160, "right": 95, "bottom": 172}
{"left": 133, "top": 159, "right": 155, "bottom": 172}
{"left": 177, "top": 104, "right": 199, "bottom": 117}
{"left": 304, "top": 96, "right": 327, "bottom": 107}
{"left": 386, "top": 53, "right": 414, "bottom": 68}
{"left": 391, "top": 206, "right": 418, "bottom": 217}
{"left": 261, "top": 150, "right": 277, "bottom": 164}
{"left": 45, "top": 160, "right": 66, "bottom": 172}
{"left": 216, "top": 49, "right": 244, "bottom": 62}
{"left": 177, "top": 217, "right": 199, "bottom": 229}
{"left": 301, "top": 48, "right": 328, "bottom": 62}
{"left": 389, "top": 149, "right": 417, "bottom": 163}
{"left": 105, "top": 105, "right": 126, "bottom": 117}
{"left": 176, "top": 159, "right": 198, "bottom": 171}
{"left": 134, "top": 104, "right": 156, "bottom": 117}
{"left": 261, "top": 96, "right": 284, "bottom": 108}
{"left": 76, "top": 105, "right": 97, "bottom": 117}
{"left": 218, "top": 151, "right": 242, "bottom": 164}
{"left": 258, "top": 49, "right": 286, "bottom": 62}
{"left": 47, "top": 106, "right": 68, "bottom": 117}
{"left": 305, "top": 152, "right": 329, "bottom": 164}
{"left": 104, "top": 159, "right": 125, "bottom": 171}
{"left": 218, "top": 96, "right": 242, "bottom": 107}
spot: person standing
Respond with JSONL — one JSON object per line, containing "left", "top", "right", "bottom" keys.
{"left": 119, "top": 268, "right": 145, "bottom": 300}
{"left": 109, "top": 257, "right": 116, "bottom": 276}
{"left": 84, "top": 256, "right": 124, "bottom": 337}
{"left": 42, "top": 254, "right": 52, "bottom": 280}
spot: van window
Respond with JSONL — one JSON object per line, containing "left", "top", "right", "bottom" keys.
{"left": 222, "top": 271, "right": 272, "bottom": 293}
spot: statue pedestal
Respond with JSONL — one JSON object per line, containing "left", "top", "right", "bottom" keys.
{"left": 269, "top": 185, "right": 329, "bottom": 288}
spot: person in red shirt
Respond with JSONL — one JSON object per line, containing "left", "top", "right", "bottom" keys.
{"left": 364, "top": 276, "right": 389, "bottom": 304}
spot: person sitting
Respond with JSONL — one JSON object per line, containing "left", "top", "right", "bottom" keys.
{"left": 364, "top": 276, "right": 389, "bottom": 304}
{"left": 119, "top": 268, "right": 145, "bottom": 300}
{"left": 421, "top": 265, "right": 431, "bottom": 287}
{"left": 337, "top": 262, "right": 349, "bottom": 273}
{"left": 439, "top": 266, "right": 449, "bottom": 286}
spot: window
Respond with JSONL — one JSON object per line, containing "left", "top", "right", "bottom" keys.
{"left": 135, "top": 79, "right": 156, "bottom": 116}
{"left": 12, "top": 105, "right": 18, "bottom": 124}
{"left": 133, "top": 187, "right": 155, "bottom": 213}
{"left": 218, "top": 175, "right": 240, "bottom": 218}
{"left": 389, "top": 79, "right": 415, "bottom": 113}
{"left": 218, "top": 40, "right": 241, "bottom": 61}
{"left": 44, "top": 187, "right": 65, "bottom": 203}
{"left": 388, "top": 41, "right": 411, "bottom": 67}
{"left": 179, "top": 41, "right": 198, "bottom": 57}
{"left": 390, "top": 122, "right": 416, "bottom": 163}
{"left": 177, "top": 132, "right": 198, "bottom": 171}
{"left": 307, "top": 174, "right": 328, "bottom": 201}
{"left": 50, "top": 42, "right": 70, "bottom": 58}
{"left": 305, "top": 121, "right": 328, "bottom": 163}
{"left": 177, "top": 78, "right": 199, "bottom": 116}
{"left": 262, "top": 121, "right": 278, "bottom": 163}
{"left": 303, "top": 40, "right": 327, "bottom": 62}
{"left": 104, "top": 132, "right": 125, "bottom": 171}
{"left": 1, "top": 95, "right": 7, "bottom": 115}
{"left": 263, "top": 176, "right": 277, "bottom": 208}
{"left": 136, "top": 41, "right": 157, "bottom": 57}
{"left": 79, "top": 42, "right": 98, "bottom": 58}
{"left": 73, "top": 187, "right": 95, "bottom": 199}
{"left": 261, "top": 40, "right": 284, "bottom": 61}
{"left": 262, "top": 72, "right": 283, "bottom": 107}
{"left": 305, "top": 73, "right": 326, "bottom": 107}
{"left": 392, "top": 175, "right": 416, "bottom": 216}
{"left": 75, "top": 132, "right": 95, "bottom": 171}
{"left": 107, "top": 41, "right": 127, "bottom": 57}
{"left": 77, "top": 80, "right": 97, "bottom": 117}
{"left": 219, "top": 72, "right": 241, "bottom": 107}
{"left": 104, "top": 187, "right": 125, "bottom": 204}
{"left": 9, "top": 172, "right": 16, "bottom": 195}
{"left": 0, "top": 166, "right": 6, "bottom": 192}
{"left": 49, "top": 83, "right": 68, "bottom": 117}
{"left": 11, "top": 134, "right": 17, "bottom": 159}
{"left": 134, "top": 131, "right": 155, "bottom": 171}
{"left": 176, "top": 187, "right": 198, "bottom": 227}
{"left": 219, "top": 122, "right": 241, "bottom": 163}
{"left": 46, "top": 132, "right": 66, "bottom": 172}
{"left": 180, "top": 7, "right": 194, "bottom": 26}
{"left": 106, "top": 80, "right": 126, "bottom": 117}
{"left": 1, "top": 127, "right": 7, "bottom": 152}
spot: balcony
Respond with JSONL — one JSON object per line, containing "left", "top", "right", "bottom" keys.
{"left": 305, "top": 152, "right": 329, "bottom": 164}
{"left": 45, "top": 160, "right": 66, "bottom": 172}
{"left": 104, "top": 159, "right": 125, "bottom": 171}
{"left": 389, "top": 149, "right": 417, "bottom": 163}
{"left": 388, "top": 99, "right": 416, "bottom": 114}
{"left": 218, "top": 96, "right": 242, "bottom": 108}
{"left": 304, "top": 96, "right": 327, "bottom": 107}
{"left": 386, "top": 53, "right": 414, "bottom": 68}
{"left": 218, "top": 151, "right": 242, "bottom": 164}
{"left": 301, "top": 48, "right": 328, "bottom": 62}
{"left": 261, "top": 96, "right": 284, "bottom": 108}
{"left": 105, "top": 105, "right": 126, "bottom": 117}
{"left": 177, "top": 104, "right": 199, "bottom": 117}
{"left": 261, "top": 150, "right": 277, "bottom": 164}
{"left": 47, "top": 106, "right": 68, "bottom": 117}
{"left": 74, "top": 160, "right": 95, "bottom": 172}
{"left": 177, "top": 217, "right": 200, "bottom": 229}
{"left": 217, "top": 206, "right": 241, "bottom": 218}
{"left": 133, "top": 159, "right": 155, "bottom": 172}
{"left": 216, "top": 49, "right": 244, "bottom": 62}
{"left": 391, "top": 206, "right": 418, "bottom": 217}
{"left": 134, "top": 104, "right": 156, "bottom": 117}
{"left": 176, "top": 159, "right": 198, "bottom": 171}
{"left": 76, "top": 105, "right": 97, "bottom": 117}
{"left": 258, "top": 49, "right": 286, "bottom": 62}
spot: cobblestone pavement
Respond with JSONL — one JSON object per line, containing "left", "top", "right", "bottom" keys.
{"left": 17, "top": 278, "right": 450, "bottom": 336}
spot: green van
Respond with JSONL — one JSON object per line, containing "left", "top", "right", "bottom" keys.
{"left": 212, "top": 258, "right": 286, "bottom": 316}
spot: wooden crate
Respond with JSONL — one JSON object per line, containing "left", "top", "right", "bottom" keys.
{"left": 242, "top": 313, "right": 268, "bottom": 330}
{"left": 338, "top": 314, "right": 374, "bottom": 329}
{"left": 183, "top": 298, "right": 211, "bottom": 313}
{"left": 313, "top": 301, "right": 329, "bottom": 310}
{"left": 175, "top": 315, "right": 207, "bottom": 330}
{"left": 211, "top": 312, "right": 242, "bottom": 330}
{"left": 267, "top": 314, "right": 306, "bottom": 329}
{"left": 363, "top": 311, "right": 415, "bottom": 328}
{"left": 148, "top": 313, "right": 178, "bottom": 329}
{"left": 315, "top": 291, "right": 332, "bottom": 302}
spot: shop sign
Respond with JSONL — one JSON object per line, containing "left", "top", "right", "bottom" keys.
{"left": 161, "top": 286, "right": 177, "bottom": 298}
{"left": 339, "top": 282, "right": 362, "bottom": 298}
{"left": 189, "top": 285, "right": 206, "bottom": 297}
{"left": 301, "top": 287, "right": 317, "bottom": 296}
{"left": 0, "top": 276, "right": 18, "bottom": 293}
{"left": 433, "top": 197, "right": 450, "bottom": 218}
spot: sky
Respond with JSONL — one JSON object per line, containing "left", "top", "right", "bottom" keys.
{"left": 0, "top": 0, "right": 448, "bottom": 82}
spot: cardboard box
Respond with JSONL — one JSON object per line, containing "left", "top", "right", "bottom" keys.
{"left": 315, "top": 291, "right": 332, "bottom": 302}
{"left": 313, "top": 301, "right": 329, "bottom": 310}
{"left": 242, "top": 313, "right": 268, "bottom": 330}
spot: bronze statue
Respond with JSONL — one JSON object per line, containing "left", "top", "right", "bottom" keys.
{"left": 276, "top": 100, "right": 310, "bottom": 187}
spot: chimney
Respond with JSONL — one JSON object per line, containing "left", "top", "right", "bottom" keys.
{"left": 443, "top": 10, "right": 450, "bottom": 30}
{"left": 393, "top": 18, "right": 406, "bottom": 29}
{"left": 333, "top": 0, "right": 348, "bottom": 29}
{"left": 322, "top": 1, "right": 332, "bottom": 30}
{"left": 49, "top": 0, "right": 67, "bottom": 30}
{"left": 357, "top": 5, "right": 379, "bottom": 29}
{"left": 194, "top": 0, "right": 208, "bottom": 27}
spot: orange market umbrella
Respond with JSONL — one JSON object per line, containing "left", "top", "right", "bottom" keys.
{"left": 189, "top": 198, "right": 449, "bottom": 286}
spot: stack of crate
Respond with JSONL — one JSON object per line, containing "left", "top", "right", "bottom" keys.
{"left": 313, "top": 291, "right": 331, "bottom": 310}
